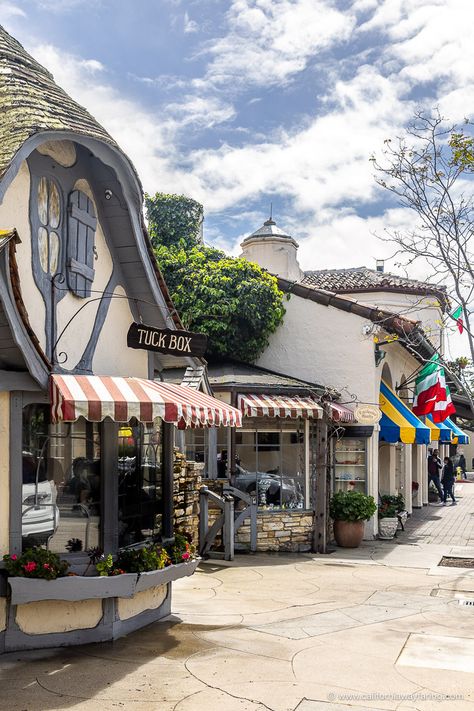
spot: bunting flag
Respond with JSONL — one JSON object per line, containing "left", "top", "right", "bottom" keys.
{"left": 452, "top": 305, "right": 464, "bottom": 334}
{"left": 412, "top": 355, "right": 456, "bottom": 422}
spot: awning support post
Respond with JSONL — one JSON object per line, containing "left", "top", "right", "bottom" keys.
{"left": 312, "top": 418, "right": 328, "bottom": 554}
{"left": 162, "top": 422, "right": 174, "bottom": 540}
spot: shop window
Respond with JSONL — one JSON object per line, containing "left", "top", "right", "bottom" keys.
{"left": 22, "top": 404, "right": 101, "bottom": 553}
{"left": 235, "top": 418, "right": 306, "bottom": 510}
{"left": 118, "top": 421, "right": 163, "bottom": 547}
{"left": 184, "top": 427, "right": 229, "bottom": 478}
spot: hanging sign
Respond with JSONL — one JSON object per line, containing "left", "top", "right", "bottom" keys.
{"left": 127, "top": 323, "right": 207, "bottom": 357}
{"left": 354, "top": 404, "right": 382, "bottom": 425}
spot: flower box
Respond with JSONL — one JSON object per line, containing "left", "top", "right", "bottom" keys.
{"left": 8, "top": 559, "right": 199, "bottom": 605}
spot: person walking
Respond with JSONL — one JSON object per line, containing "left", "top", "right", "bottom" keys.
{"left": 459, "top": 451, "right": 467, "bottom": 480}
{"left": 428, "top": 449, "right": 444, "bottom": 502}
{"left": 441, "top": 456, "right": 456, "bottom": 505}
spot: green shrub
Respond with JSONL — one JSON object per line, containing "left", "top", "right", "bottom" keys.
{"left": 378, "top": 494, "right": 404, "bottom": 518}
{"left": 329, "top": 491, "right": 377, "bottom": 522}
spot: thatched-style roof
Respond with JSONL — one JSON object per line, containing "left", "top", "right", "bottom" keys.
{"left": 0, "top": 26, "right": 121, "bottom": 182}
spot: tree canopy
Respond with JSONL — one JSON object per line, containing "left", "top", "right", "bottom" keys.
{"left": 145, "top": 192, "right": 203, "bottom": 250}
{"left": 372, "top": 111, "right": 474, "bottom": 369}
{"left": 146, "top": 193, "right": 285, "bottom": 362}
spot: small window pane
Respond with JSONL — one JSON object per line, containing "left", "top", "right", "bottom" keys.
{"left": 49, "top": 231, "right": 60, "bottom": 274}
{"left": 37, "top": 177, "right": 48, "bottom": 226}
{"left": 48, "top": 181, "right": 61, "bottom": 228}
{"left": 38, "top": 227, "right": 48, "bottom": 273}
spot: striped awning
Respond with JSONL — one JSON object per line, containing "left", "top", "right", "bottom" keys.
{"left": 237, "top": 393, "right": 323, "bottom": 419}
{"left": 51, "top": 374, "right": 242, "bottom": 428}
{"left": 327, "top": 402, "right": 356, "bottom": 423}
{"left": 426, "top": 415, "right": 453, "bottom": 443}
{"left": 379, "top": 380, "right": 430, "bottom": 445}
{"left": 443, "top": 417, "right": 470, "bottom": 445}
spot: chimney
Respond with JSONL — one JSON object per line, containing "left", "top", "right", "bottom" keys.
{"left": 376, "top": 259, "right": 384, "bottom": 273}
{"left": 240, "top": 217, "right": 303, "bottom": 281}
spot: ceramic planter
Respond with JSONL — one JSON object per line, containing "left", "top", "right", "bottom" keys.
{"left": 378, "top": 517, "right": 398, "bottom": 540}
{"left": 8, "top": 558, "right": 199, "bottom": 605}
{"left": 333, "top": 519, "right": 365, "bottom": 548}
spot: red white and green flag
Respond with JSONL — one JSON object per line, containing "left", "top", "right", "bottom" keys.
{"left": 452, "top": 305, "right": 464, "bottom": 334}
{"left": 412, "top": 355, "right": 456, "bottom": 422}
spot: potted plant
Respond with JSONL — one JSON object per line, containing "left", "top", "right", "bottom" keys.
{"left": 378, "top": 495, "right": 400, "bottom": 539}
{"left": 329, "top": 490, "right": 377, "bottom": 548}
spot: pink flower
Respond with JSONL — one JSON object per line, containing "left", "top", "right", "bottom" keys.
{"left": 182, "top": 552, "right": 190, "bottom": 561}
{"left": 23, "top": 561, "right": 37, "bottom": 573}
{"left": 43, "top": 563, "right": 52, "bottom": 571}
{"left": 10, "top": 554, "right": 17, "bottom": 561}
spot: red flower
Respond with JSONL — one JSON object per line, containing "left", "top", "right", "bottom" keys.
{"left": 23, "top": 561, "right": 37, "bottom": 573}
{"left": 43, "top": 563, "right": 52, "bottom": 571}
{"left": 10, "top": 554, "right": 17, "bottom": 561}
{"left": 182, "top": 552, "right": 190, "bottom": 561}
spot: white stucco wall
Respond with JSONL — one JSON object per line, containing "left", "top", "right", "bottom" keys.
{"left": 0, "top": 161, "right": 47, "bottom": 352}
{"left": 0, "top": 152, "right": 148, "bottom": 379}
{"left": 345, "top": 291, "right": 444, "bottom": 352}
{"left": 256, "top": 294, "right": 379, "bottom": 404}
{"left": 241, "top": 238, "right": 303, "bottom": 282}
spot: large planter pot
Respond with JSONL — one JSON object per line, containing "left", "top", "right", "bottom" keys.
{"left": 378, "top": 517, "right": 398, "bottom": 540}
{"left": 8, "top": 559, "right": 200, "bottom": 605}
{"left": 333, "top": 519, "right": 365, "bottom": 548}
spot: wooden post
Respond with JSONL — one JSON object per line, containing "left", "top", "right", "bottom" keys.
{"left": 199, "top": 486, "right": 209, "bottom": 555}
{"left": 223, "top": 495, "right": 234, "bottom": 561}
{"left": 312, "top": 418, "right": 328, "bottom": 553}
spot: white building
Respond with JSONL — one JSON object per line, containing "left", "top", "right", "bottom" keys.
{"left": 240, "top": 218, "right": 465, "bottom": 537}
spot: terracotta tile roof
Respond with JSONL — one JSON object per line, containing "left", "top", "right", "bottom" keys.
{"left": 302, "top": 267, "right": 447, "bottom": 304}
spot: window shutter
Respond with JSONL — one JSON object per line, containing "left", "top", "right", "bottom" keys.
{"left": 67, "top": 190, "right": 97, "bottom": 298}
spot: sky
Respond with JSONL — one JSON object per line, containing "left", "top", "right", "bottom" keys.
{"left": 1, "top": 0, "right": 473, "bottom": 358}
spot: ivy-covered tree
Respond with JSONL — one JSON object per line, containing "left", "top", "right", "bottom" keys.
{"left": 145, "top": 192, "right": 203, "bottom": 250}
{"left": 146, "top": 193, "right": 285, "bottom": 361}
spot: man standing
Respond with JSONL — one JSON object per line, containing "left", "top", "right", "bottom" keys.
{"left": 441, "top": 456, "right": 456, "bottom": 505}
{"left": 428, "top": 449, "right": 444, "bottom": 502}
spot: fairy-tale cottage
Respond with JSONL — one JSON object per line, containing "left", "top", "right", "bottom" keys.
{"left": 0, "top": 27, "right": 240, "bottom": 652}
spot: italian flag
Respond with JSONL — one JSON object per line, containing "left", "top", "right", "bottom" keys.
{"left": 452, "top": 305, "right": 464, "bottom": 334}
{"left": 412, "top": 355, "right": 455, "bottom": 421}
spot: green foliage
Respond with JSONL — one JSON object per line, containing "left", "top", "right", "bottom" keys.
{"left": 449, "top": 130, "right": 474, "bottom": 171}
{"left": 154, "top": 244, "right": 285, "bottom": 361}
{"left": 114, "top": 545, "right": 170, "bottom": 574}
{"left": 3, "top": 547, "right": 70, "bottom": 580}
{"left": 378, "top": 494, "right": 404, "bottom": 519}
{"left": 95, "top": 554, "right": 114, "bottom": 577}
{"left": 145, "top": 192, "right": 203, "bottom": 250}
{"left": 329, "top": 491, "right": 377, "bottom": 522}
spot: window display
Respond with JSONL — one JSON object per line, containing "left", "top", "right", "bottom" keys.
{"left": 22, "top": 404, "right": 101, "bottom": 552}
{"left": 333, "top": 436, "right": 367, "bottom": 493}
{"left": 235, "top": 418, "right": 306, "bottom": 510}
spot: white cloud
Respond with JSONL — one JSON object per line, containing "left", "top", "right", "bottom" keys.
{"left": 0, "top": 1, "right": 26, "bottom": 21}
{"left": 184, "top": 11, "right": 199, "bottom": 33}
{"left": 201, "top": 0, "right": 356, "bottom": 88}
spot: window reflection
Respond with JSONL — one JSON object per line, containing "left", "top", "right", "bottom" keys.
{"left": 22, "top": 404, "right": 101, "bottom": 552}
{"left": 118, "top": 421, "right": 163, "bottom": 547}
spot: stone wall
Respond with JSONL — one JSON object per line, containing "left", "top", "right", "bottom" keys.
{"left": 173, "top": 450, "right": 202, "bottom": 546}
{"left": 235, "top": 511, "right": 314, "bottom": 553}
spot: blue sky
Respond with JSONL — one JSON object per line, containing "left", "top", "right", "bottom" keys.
{"left": 1, "top": 0, "right": 473, "bottom": 357}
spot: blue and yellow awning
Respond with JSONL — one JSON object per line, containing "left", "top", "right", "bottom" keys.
{"left": 443, "top": 417, "right": 470, "bottom": 445}
{"left": 426, "top": 415, "right": 453, "bottom": 443}
{"left": 379, "top": 380, "right": 431, "bottom": 445}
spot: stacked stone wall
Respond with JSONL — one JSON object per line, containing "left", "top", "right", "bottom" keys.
{"left": 173, "top": 450, "right": 202, "bottom": 546}
{"left": 235, "top": 511, "right": 313, "bottom": 552}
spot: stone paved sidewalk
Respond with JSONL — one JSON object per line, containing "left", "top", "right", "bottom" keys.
{"left": 402, "top": 482, "right": 474, "bottom": 546}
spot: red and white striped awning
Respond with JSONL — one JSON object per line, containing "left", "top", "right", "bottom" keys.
{"left": 237, "top": 393, "right": 323, "bottom": 419}
{"left": 326, "top": 402, "right": 356, "bottom": 423}
{"left": 50, "top": 374, "right": 242, "bottom": 428}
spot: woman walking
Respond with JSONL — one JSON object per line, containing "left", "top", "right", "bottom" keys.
{"left": 442, "top": 457, "right": 456, "bottom": 505}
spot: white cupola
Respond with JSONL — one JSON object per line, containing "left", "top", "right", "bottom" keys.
{"left": 240, "top": 217, "right": 303, "bottom": 281}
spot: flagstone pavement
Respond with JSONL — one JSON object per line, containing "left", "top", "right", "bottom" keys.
{"left": 2, "top": 487, "right": 474, "bottom": 711}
